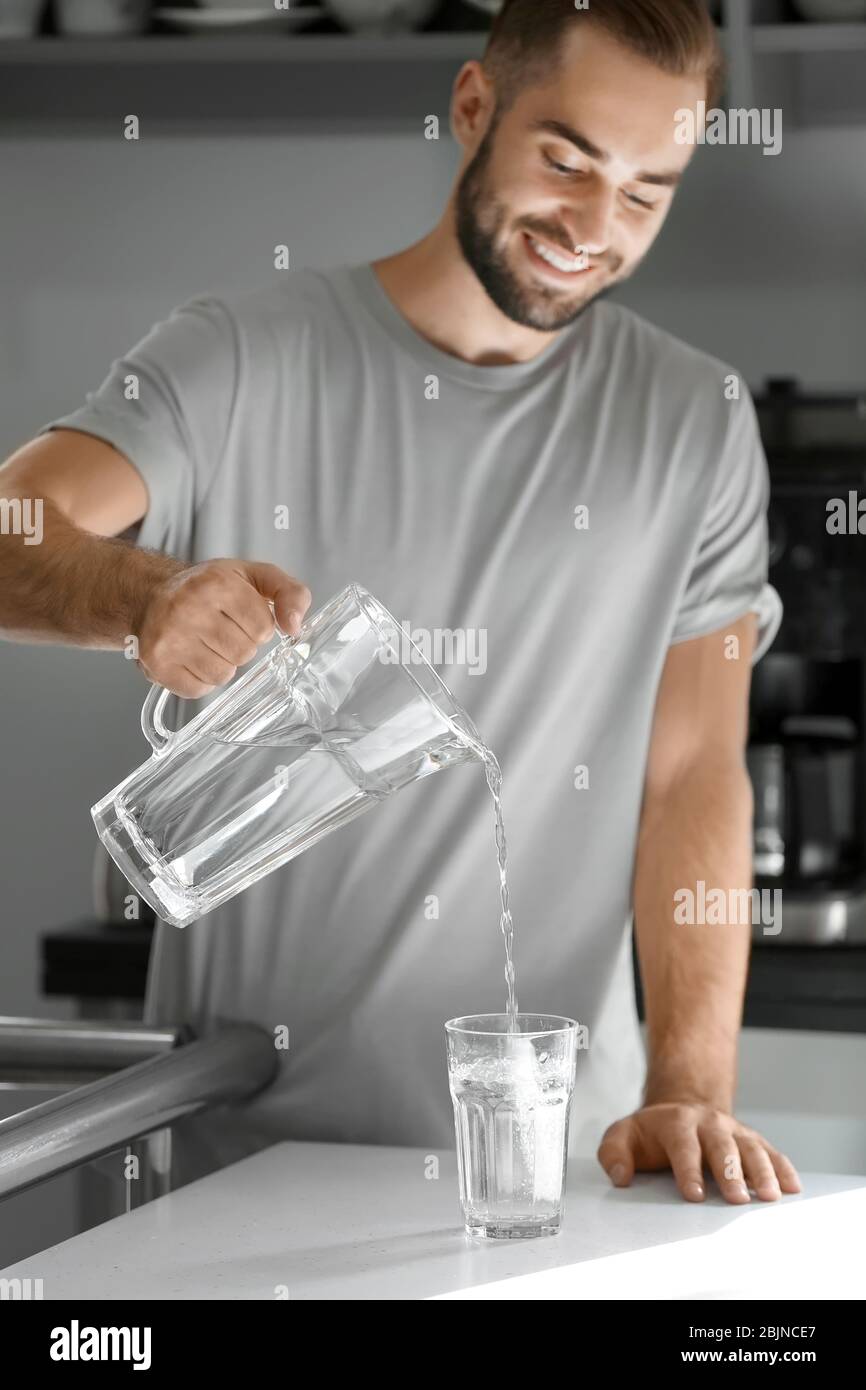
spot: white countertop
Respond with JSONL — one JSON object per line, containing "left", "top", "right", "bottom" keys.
{"left": 4, "top": 1143, "right": 866, "bottom": 1300}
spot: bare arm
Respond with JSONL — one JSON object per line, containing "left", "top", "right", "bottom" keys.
{"left": 635, "top": 614, "right": 755, "bottom": 1115}
{"left": 0, "top": 429, "right": 311, "bottom": 696}
{"left": 0, "top": 430, "right": 179, "bottom": 648}
{"left": 598, "top": 613, "right": 800, "bottom": 1204}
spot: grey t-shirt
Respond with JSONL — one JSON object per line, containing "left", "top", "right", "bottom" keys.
{"left": 42, "top": 263, "right": 781, "bottom": 1181}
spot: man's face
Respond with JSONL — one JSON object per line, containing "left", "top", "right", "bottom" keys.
{"left": 454, "top": 25, "right": 706, "bottom": 332}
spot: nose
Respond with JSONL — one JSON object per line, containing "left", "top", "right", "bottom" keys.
{"left": 562, "top": 184, "right": 616, "bottom": 259}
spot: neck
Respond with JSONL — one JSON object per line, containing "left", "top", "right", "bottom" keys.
{"left": 370, "top": 203, "right": 564, "bottom": 368}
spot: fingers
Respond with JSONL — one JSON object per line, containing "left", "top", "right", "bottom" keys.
{"left": 177, "top": 664, "right": 218, "bottom": 700}
{"left": 136, "top": 558, "right": 312, "bottom": 698}
{"left": 766, "top": 1145, "right": 802, "bottom": 1195}
{"left": 199, "top": 617, "right": 259, "bottom": 671}
{"left": 597, "top": 1117, "right": 637, "bottom": 1187}
{"left": 216, "top": 608, "right": 267, "bottom": 665}
{"left": 679, "top": 1125, "right": 800, "bottom": 1204}
{"left": 662, "top": 1128, "right": 706, "bottom": 1203}
{"left": 738, "top": 1137, "right": 782, "bottom": 1202}
{"left": 240, "top": 561, "right": 311, "bottom": 637}
{"left": 704, "top": 1126, "right": 799, "bottom": 1204}
{"left": 139, "top": 626, "right": 250, "bottom": 700}
{"left": 218, "top": 578, "right": 276, "bottom": 646}
{"left": 174, "top": 619, "right": 260, "bottom": 696}
{"left": 599, "top": 1105, "right": 802, "bottom": 1207}
{"left": 187, "top": 640, "right": 240, "bottom": 690}
{"left": 700, "top": 1123, "right": 751, "bottom": 1204}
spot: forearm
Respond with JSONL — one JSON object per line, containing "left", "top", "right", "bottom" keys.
{"left": 0, "top": 490, "right": 183, "bottom": 649}
{"left": 633, "top": 757, "right": 754, "bottom": 1112}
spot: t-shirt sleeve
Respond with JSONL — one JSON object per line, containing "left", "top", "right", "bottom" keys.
{"left": 670, "top": 384, "right": 782, "bottom": 664}
{"left": 36, "top": 294, "right": 238, "bottom": 559}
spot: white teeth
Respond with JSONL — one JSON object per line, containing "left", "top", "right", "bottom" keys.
{"left": 529, "top": 237, "right": 585, "bottom": 274}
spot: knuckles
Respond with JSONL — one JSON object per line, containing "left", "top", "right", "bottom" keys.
{"left": 138, "top": 560, "right": 281, "bottom": 689}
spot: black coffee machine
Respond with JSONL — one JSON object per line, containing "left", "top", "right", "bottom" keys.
{"left": 748, "top": 380, "right": 866, "bottom": 943}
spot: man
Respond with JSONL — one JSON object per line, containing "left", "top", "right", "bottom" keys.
{"left": 0, "top": 0, "right": 800, "bottom": 1205}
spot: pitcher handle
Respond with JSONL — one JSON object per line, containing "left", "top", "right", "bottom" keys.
{"left": 140, "top": 602, "right": 286, "bottom": 756}
{"left": 141, "top": 684, "right": 173, "bottom": 755}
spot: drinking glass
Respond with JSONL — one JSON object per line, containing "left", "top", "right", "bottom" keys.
{"left": 445, "top": 1014, "right": 578, "bottom": 1239}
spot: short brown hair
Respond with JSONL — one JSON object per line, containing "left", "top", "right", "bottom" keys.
{"left": 483, "top": 0, "right": 726, "bottom": 115}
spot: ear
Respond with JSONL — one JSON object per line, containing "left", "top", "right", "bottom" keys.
{"left": 450, "top": 61, "right": 496, "bottom": 153}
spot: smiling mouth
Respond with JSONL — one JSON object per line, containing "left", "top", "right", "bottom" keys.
{"left": 523, "top": 231, "right": 594, "bottom": 276}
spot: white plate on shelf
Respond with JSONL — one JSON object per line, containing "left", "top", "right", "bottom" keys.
{"left": 153, "top": 7, "right": 325, "bottom": 33}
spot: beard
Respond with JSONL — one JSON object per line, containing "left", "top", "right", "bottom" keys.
{"left": 454, "top": 117, "right": 624, "bottom": 333}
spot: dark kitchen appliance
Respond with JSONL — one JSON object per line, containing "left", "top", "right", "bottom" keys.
{"left": 749, "top": 380, "right": 866, "bottom": 944}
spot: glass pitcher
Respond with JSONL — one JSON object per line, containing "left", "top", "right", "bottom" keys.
{"left": 92, "top": 584, "right": 487, "bottom": 928}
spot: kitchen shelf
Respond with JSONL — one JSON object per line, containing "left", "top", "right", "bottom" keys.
{"left": 1, "top": 13, "right": 864, "bottom": 131}
{"left": 0, "top": 33, "right": 485, "bottom": 64}
{"left": 0, "top": 33, "right": 488, "bottom": 130}
{"left": 752, "top": 22, "right": 866, "bottom": 53}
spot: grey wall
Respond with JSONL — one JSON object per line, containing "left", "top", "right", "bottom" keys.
{"left": 1, "top": 121, "right": 865, "bottom": 1020}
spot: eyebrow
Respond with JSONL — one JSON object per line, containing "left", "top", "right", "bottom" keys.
{"left": 528, "top": 118, "right": 683, "bottom": 188}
